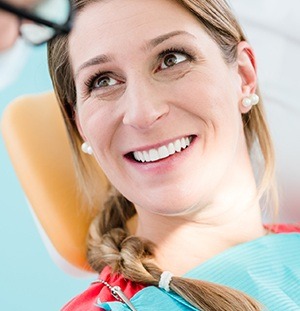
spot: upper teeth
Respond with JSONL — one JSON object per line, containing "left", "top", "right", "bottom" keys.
{"left": 133, "top": 136, "right": 192, "bottom": 163}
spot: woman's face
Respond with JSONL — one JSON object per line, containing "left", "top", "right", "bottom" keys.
{"left": 70, "top": 0, "right": 254, "bottom": 215}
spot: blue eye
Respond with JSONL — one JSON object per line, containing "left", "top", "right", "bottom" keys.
{"left": 161, "top": 52, "right": 188, "bottom": 69}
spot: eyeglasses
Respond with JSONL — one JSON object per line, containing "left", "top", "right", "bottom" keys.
{"left": 0, "top": 0, "right": 73, "bottom": 45}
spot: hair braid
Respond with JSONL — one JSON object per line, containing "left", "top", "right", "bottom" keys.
{"left": 87, "top": 192, "right": 263, "bottom": 311}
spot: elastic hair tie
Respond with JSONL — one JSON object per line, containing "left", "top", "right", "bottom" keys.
{"left": 158, "top": 271, "right": 173, "bottom": 292}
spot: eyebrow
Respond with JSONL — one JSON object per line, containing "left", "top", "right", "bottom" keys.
{"left": 144, "top": 30, "right": 196, "bottom": 50}
{"left": 75, "top": 54, "right": 114, "bottom": 79}
{"left": 75, "top": 30, "right": 195, "bottom": 78}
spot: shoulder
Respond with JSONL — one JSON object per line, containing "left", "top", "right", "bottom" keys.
{"left": 61, "top": 266, "right": 147, "bottom": 311}
{"left": 61, "top": 284, "right": 104, "bottom": 311}
{"left": 61, "top": 282, "right": 103, "bottom": 311}
{"left": 264, "top": 223, "right": 300, "bottom": 233}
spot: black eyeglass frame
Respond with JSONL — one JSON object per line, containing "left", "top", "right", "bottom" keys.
{"left": 0, "top": 0, "right": 73, "bottom": 44}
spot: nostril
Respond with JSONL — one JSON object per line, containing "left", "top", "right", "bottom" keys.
{"left": 122, "top": 87, "right": 169, "bottom": 129}
{"left": 122, "top": 106, "right": 169, "bottom": 130}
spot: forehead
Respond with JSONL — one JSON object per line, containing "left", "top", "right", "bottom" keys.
{"left": 71, "top": 0, "right": 196, "bottom": 36}
{"left": 69, "top": 0, "right": 211, "bottom": 71}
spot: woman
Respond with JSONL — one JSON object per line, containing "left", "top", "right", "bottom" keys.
{"left": 48, "top": 0, "right": 300, "bottom": 310}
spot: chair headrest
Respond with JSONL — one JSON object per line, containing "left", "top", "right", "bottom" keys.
{"left": 1, "top": 92, "right": 102, "bottom": 271}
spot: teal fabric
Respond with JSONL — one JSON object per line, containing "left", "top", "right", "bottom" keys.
{"left": 96, "top": 288, "right": 199, "bottom": 310}
{"left": 96, "top": 233, "right": 300, "bottom": 310}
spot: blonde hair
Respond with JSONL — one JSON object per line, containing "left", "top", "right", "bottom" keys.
{"left": 48, "top": 0, "right": 276, "bottom": 309}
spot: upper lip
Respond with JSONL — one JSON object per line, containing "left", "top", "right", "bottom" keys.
{"left": 124, "top": 134, "right": 195, "bottom": 155}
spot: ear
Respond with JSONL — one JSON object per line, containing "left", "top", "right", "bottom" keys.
{"left": 236, "top": 41, "right": 258, "bottom": 114}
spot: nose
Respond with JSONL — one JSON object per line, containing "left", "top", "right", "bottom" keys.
{"left": 122, "top": 79, "right": 169, "bottom": 130}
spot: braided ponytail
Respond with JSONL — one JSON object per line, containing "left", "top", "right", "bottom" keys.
{"left": 87, "top": 191, "right": 263, "bottom": 311}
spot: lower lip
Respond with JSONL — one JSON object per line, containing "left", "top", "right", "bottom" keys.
{"left": 124, "top": 136, "right": 197, "bottom": 173}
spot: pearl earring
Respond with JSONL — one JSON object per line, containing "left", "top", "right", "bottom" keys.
{"left": 81, "top": 142, "right": 93, "bottom": 155}
{"left": 242, "top": 93, "right": 260, "bottom": 108}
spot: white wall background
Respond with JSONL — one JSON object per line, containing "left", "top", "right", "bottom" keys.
{"left": 230, "top": 0, "right": 300, "bottom": 222}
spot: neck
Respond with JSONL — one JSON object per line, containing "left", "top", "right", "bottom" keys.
{"left": 135, "top": 203, "right": 266, "bottom": 275}
{"left": 134, "top": 163, "right": 267, "bottom": 275}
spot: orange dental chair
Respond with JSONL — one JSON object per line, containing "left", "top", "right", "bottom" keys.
{"left": 1, "top": 91, "right": 107, "bottom": 276}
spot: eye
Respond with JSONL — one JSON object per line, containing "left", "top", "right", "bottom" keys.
{"left": 94, "top": 75, "right": 118, "bottom": 88}
{"left": 160, "top": 52, "right": 188, "bottom": 70}
{"left": 84, "top": 71, "right": 122, "bottom": 95}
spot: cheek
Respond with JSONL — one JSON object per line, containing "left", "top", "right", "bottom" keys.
{"left": 171, "top": 70, "right": 243, "bottom": 156}
{"left": 76, "top": 100, "right": 123, "bottom": 174}
{"left": 77, "top": 100, "right": 113, "bottom": 140}
{"left": 172, "top": 69, "right": 239, "bottom": 123}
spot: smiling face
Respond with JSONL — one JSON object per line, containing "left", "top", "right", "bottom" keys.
{"left": 70, "top": 0, "right": 256, "bottom": 215}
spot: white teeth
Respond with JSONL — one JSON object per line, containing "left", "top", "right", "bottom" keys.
{"left": 143, "top": 151, "right": 150, "bottom": 162}
{"left": 149, "top": 149, "right": 159, "bottom": 161}
{"left": 132, "top": 136, "right": 192, "bottom": 163}
{"left": 168, "top": 142, "right": 175, "bottom": 155}
{"left": 158, "top": 145, "right": 169, "bottom": 159}
{"left": 138, "top": 151, "right": 145, "bottom": 162}
{"left": 174, "top": 139, "right": 181, "bottom": 152}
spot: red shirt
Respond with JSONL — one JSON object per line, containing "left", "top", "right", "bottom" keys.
{"left": 62, "top": 266, "right": 146, "bottom": 311}
{"left": 62, "top": 223, "right": 300, "bottom": 311}
{"left": 264, "top": 223, "right": 300, "bottom": 233}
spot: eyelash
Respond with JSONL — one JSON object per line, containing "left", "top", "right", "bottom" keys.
{"left": 83, "top": 46, "right": 196, "bottom": 93}
{"left": 157, "top": 47, "right": 196, "bottom": 67}
{"left": 84, "top": 70, "right": 114, "bottom": 93}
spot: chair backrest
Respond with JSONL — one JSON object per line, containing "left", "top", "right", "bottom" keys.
{"left": 1, "top": 91, "right": 106, "bottom": 273}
